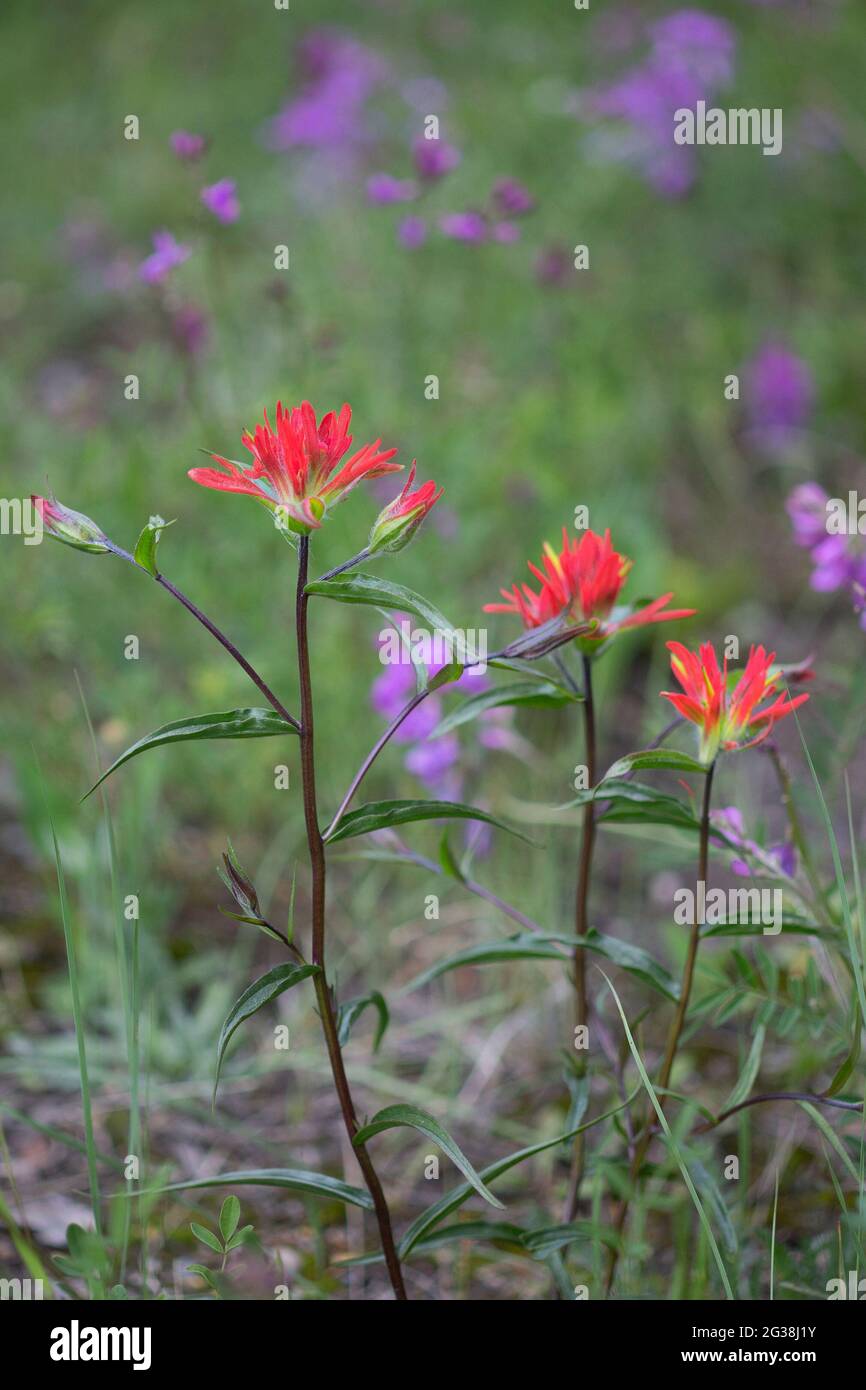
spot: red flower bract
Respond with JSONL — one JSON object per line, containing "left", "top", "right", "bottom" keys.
{"left": 661, "top": 640, "right": 810, "bottom": 762}
{"left": 189, "top": 400, "right": 401, "bottom": 534}
{"left": 484, "top": 527, "right": 694, "bottom": 651}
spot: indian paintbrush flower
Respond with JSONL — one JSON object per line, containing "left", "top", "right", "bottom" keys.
{"left": 31, "top": 495, "right": 111, "bottom": 554}
{"left": 368, "top": 463, "right": 443, "bottom": 555}
{"left": 188, "top": 400, "right": 401, "bottom": 535}
{"left": 661, "top": 640, "right": 810, "bottom": 763}
{"left": 485, "top": 527, "right": 695, "bottom": 652}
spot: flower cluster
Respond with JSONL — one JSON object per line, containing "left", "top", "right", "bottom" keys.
{"left": 189, "top": 399, "right": 440, "bottom": 545}
{"left": 367, "top": 135, "right": 534, "bottom": 249}
{"left": 583, "top": 8, "right": 737, "bottom": 198}
{"left": 787, "top": 482, "right": 866, "bottom": 627}
{"left": 485, "top": 527, "right": 694, "bottom": 651}
{"left": 661, "top": 641, "right": 809, "bottom": 762}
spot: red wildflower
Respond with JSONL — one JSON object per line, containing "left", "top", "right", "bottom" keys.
{"left": 484, "top": 527, "right": 694, "bottom": 651}
{"left": 368, "top": 462, "right": 443, "bottom": 554}
{"left": 189, "top": 400, "right": 401, "bottom": 534}
{"left": 661, "top": 640, "right": 810, "bottom": 762}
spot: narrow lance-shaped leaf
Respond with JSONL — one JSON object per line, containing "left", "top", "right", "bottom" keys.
{"left": 431, "top": 679, "right": 576, "bottom": 738}
{"left": 404, "top": 929, "right": 679, "bottom": 1001}
{"left": 353, "top": 1103, "right": 505, "bottom": 1209}
{"left": 397, "top": 1092, "right": 639, "bottom": 1258}
{"left": 336, "top": 992, "right": 390, "bottom": 1052}
{"left": 213, "top": 963, "right": 319, "bottom": 1103}
{"left": 83, "top": 707, "right": 298, "bottom": 800}
{"left": 605, "top": 748, "right": 710, "bottom": 779}
{"left": 324, "top": 798, "right": 533, "bottom": 846}
{"left": 723, "top": 1023, "right": 766, "bottom": 1113}
{"left": 306, "top": 572, "right": 453, "bottom": 634}
{"left": 139, "top": 1167, "right": 373, "bottom": 1211}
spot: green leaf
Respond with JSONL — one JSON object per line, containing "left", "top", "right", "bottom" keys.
{"left": 305, "top": 572, "right": 453, "bottom": 633}
{"left": 219, "top": 1196, "right": 240, "bottom": 1243}
{"left": 824, "top": 1012, "right": 862, "bottom": 1098}
{"left": 336, "top": 991, "right": 390, "bottom": 1052}
{"left": 224, "top": 1225, "right": 255, "bottom": 1253}
{"left": 438, "top": 833, "right": 466, "bottom": 884}
{"left": 187, "top": 1263, "right": 220, "bottom": 1291}
{"left": 605, "top": 748, "right": 710, "bottom": 779}
{"left": 83, "top": 708, "right": 298, "bottom": 799}
{"left": 431, "top": 680, "right": 576, "bottom": 737}
{"left": 427, "top": 661, "right": 464, "bottom": 693}
{"left": 191, "top": 1223, "right": 223, "bottom": 1255}
{"left": 723, "top": 1025, "right": 766, "bottom": 1110}
{"left": 323, "top": 798, "right": 532, "bottom": 846}
{"left": 405, "top": 929, "right": 679, "bottom": 1001}
{"left": 145, "top": 1168, "right": 373, "bottom": 1210}
{"left": 133, "top": 514, "right": 175, "bottom": 578}
{"left": 569, "top": 779, "right": 700, "bottom": 833}
{"left": 397, "top": 1093, "right": 638, "bottom": 1258}
{"left": 214, "top": 963, "right": 319, "bottom": 1103}
{"left": 353, "top": 1103, "right": 505, "bottom": 1209}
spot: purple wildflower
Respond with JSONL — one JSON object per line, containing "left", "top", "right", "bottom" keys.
{"left": 170, "top": 130, "right": 207, "bottom": 162}
{"left": 491, "top": 178, "right": 535, "bottom": 216}
{"left": 786, "top": 482, "right": 829, "bottom": 550}
{"left": 744, "top": 343, "right": 814, "bottom": 447}
{"left": 398, "top": 215, "right": 427, "bottom": 249}
{"left": 138, "top": 231, "right": 191, "bottom": 285}
{"left": 649, "top": 10, "right": 736, "bottom": 88}
{"left": 201, "top": 179, "right": 240, "bottom": 224}
{"left": 439, "top": 211, "right": 488, "bottom": 243}
{"left": 367, "top": 173, "right": 419, "bottom": 204}
{"left": 413, "top": 137, "right": 461, "bottom": 180}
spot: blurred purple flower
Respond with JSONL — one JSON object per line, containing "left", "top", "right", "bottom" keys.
{"left": 413, "top": 137, "right": 461, "bottom": 180}
{"left": 170, "top": 130, "right": 207, "bottom": 162}
{"left": 649, "top": 10, "right": 736, "bottom": 88}
{"left": 712, "top": 806, "right": 798, "bottom": 878}
{"left": 138, "top": 231, "right": 191, "bottom": 284}
{"left": 440, "top": 211, "right": 488, "bottom": 243}
{"left": 492, "top": 178, "right": 535, "bottom": 216}
{"left": 398, "top": 215, "right": 427, "bottom": 249}
{"left": 201, "top": 179, "right": 240, "bottom": 223}
{"left": 492, "top": 221, "right": 521, "bottom": 244}
{"left": 535, "top": 245, "right": 572, "bottom": 287}
{"left": 744, "top": 343, "right": 814, "bottom": 447}
{"left": 267, "top": 29, "right": 386, "bottom": 152}
{"left": 171, "top": 303, "right": 210, "bottom": 357}
{"left": 589, "top": 64, "right": 701, "bottom": 197}
{"left": 404, "top": 733, "right": 461, "bottom": 784}
{"left": 786, "top": 482, "right": 829, "bottom": 549}
{"left": 367, "top": 173, "right": 419, "bottom": 204}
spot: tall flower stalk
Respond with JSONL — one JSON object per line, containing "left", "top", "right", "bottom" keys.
{"left": 604, "top": 638, "right": 810, "bottom": 1294}
{"left": 294, "top": 536, "right": 407, "bottom": 1300}
{"left": 604, "top": 760, "right": 715, "bottom": 1294}
{"left": 486, "top": 527, "right": 694, "bottom": 1219}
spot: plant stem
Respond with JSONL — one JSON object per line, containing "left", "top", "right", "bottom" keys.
{"left": 563, "top": 654, "right": 597, "bottom": 1222}
{"left": 326, "top": 687, "right": 432, "bottom": 838}
{"left": 295, "top": 537, "right": 408, "bottom": 1301}
{"left": 604, "top": 759, "right": 716, "bottom": 1294}
{"left": 316, "top": 547, "right": 371, "bottom": 584}
{"left": 106, "top": 543, "right": 301, "bottom": 731}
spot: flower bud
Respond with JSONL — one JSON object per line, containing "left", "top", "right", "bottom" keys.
{"left": 368, "top": 463, "right": 442, "bottom": 555}
{"left": 32, "top": 495, "right": 111, "bottom": 554}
